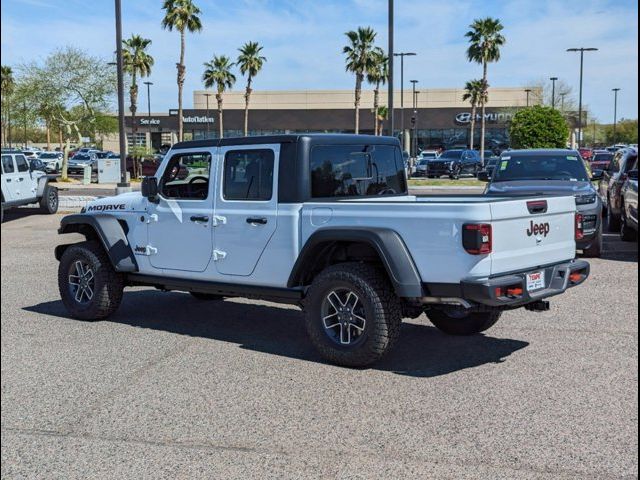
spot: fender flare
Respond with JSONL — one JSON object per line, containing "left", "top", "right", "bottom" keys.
{"left": 288, "top": 227, "right": 423, "bottom": 298}
{"left": 55, "top": 213, "right": 138, "bottom": 272}
{"left": 36, "top": 176, "right": 53, "bottom": 197}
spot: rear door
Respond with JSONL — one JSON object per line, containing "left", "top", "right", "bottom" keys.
{"left": 213, "top": 144, "right": 279, "bottom": 276}
{"left": 1, "top": 155, "right": 18, "bottom": 201}
{"left": 490, "top": 196, "right": 576, "bottom": 275}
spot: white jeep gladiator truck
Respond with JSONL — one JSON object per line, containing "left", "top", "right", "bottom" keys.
{"left": 55, "top": 135, "right": 589, "bottom": 367}
{"left": 2, "top": 150, "right": 59, "bottom": 222}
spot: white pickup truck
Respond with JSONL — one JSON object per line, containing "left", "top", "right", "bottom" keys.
{"left": 55, "top": 134, "right": 589, "bottom": 367}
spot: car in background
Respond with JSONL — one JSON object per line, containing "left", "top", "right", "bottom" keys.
{"left": 68, "top": 152, "right": 97, "bottom": 174}
{"left": 590, "top": 150, "right": 614, "bottom": 171}
{"left": 418, "top": 150, "right": 439, "bottom": 161}
{"left": 20, "top": 148, "right": 39, "bottom": 160}
{"left": 578, "top": 148, "right": 593, "bottom": 161}
{"left": 39, "top": 151, "right": 63, "bottom": 173}
{"left": 599, "top": 147, "right": 638, "bottom": 233}
{"left": 620, "top": 157, "right": 638, "bottom": 241}
{"left": 426, "top": 149, "right": 482, "bottom": 179}
{"left": 480, "top": 149, "right": 603, "bottom": 257}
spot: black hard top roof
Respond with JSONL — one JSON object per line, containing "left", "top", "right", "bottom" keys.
{"left": 171, "top": 133, "right": 400, "bottom": 150}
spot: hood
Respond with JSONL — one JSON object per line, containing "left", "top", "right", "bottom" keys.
{"left": 84, "top": 191, "right": 146, "bottom": 213}
{"left": 487, "top": 180, "right": 595, "bottom": 196}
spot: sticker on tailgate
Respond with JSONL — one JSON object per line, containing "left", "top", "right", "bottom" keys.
{"left": 526, "top": 271, "right": 545, "bottom": 291}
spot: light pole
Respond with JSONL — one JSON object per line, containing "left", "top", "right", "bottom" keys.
{"left": 203, "top": 93, "right": 213, "bottom": 138}
{"left": 525, "top": 89, "right": 532, "bottom": 107}
{"left": 560, "top": 92, "right": 567, "bottom": 112}
{"left": 393, "top": 52, "right": 416, "bottom": 145}
{"left": 612, "top": 88, "right": 621, "bottom": 144}
{"left": 387, "top": 0, "right": 394, "bottom": 136}
{"left": 567, "top": 47, "right": 598, "bottom": 148}
{"left": 144, "top": 81, "right": 153, "bottom": 150}
{"left": 550, "top": 77, "right": 558, "bottom": 108}
{"left": 410, "top": 80, "right": 418, "bottom": 157}
{"left": 114, "top": 0, "right": 129, "bottom": 192}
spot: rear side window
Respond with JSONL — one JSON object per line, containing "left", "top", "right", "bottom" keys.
{"left": 15, "top": 155, "right": 29, "bottom": 172}
{"left": 310, "top": 145, "right": 406, "bottom": 198}
{"left": 2, "top": 155, "right": 15, "bottom": 174}
{"left": 223, "top": 149, "right": 274, "bottom": 201}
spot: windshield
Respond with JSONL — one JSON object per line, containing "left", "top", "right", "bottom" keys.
{"left": 592, "top": 153, "right": 613, "bottom": 162}
{"left": 440, "top": 150, "right": 463, "bottom": 159}
{"left": 493, "top": 153, "right": 589, "bottom": 182}
{"left": 40, "top": 153, "right": 57, "bottom": 159}
{"left": 74, "top": 154, "right": 91, "bottom": 160}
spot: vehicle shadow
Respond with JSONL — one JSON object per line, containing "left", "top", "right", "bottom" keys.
{"left": 24, "top": 291, "right": 528, "bottom": 378}
{"left": 1, "top": 207, "right": 45, "bottom": 223}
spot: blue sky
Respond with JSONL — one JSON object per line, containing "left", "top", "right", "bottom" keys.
{"left": 1, "top": 0, "right": 638, "bottom": 121}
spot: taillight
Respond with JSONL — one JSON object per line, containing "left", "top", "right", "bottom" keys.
{"left": 575, "top": 213, "right": 584, "bottom": 240}
{"left": 463, "top": 223, "right": 492, "bottom": 255}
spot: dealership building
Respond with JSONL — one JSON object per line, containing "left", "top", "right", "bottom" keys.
{"left": 114, "top": 87, "right": 537, "bottom": 153}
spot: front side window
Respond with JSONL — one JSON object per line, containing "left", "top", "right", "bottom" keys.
{"left": 2, "top": 155, "right": 15, "bottom": 174}
{"left": 310, "top": 144, "right": 406, "bottom": 198}
{"left": 223, "top": 149, "right": 274, "bottom": 201}
{"left": 160, "top": 152, "right": 211, "bottom": 200}
{"left": 15, "top": 155, "right": 29, "bottom": 172}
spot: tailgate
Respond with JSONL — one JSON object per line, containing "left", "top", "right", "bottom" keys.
{"left": 490, "top": 196, "right": 576, "bottom": 275}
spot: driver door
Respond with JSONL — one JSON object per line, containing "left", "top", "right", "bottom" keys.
{"left": 147, "top": 149, "right": 215, "bottom": 272}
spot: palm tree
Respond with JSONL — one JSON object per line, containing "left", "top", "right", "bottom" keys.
{"left": 462, "top": 79, "right": 487, "bottom": 150}
{"left": 123, "top": 34, "right": 153, "bottom": 175}
{"left": 202, "top": 55, "right": 236, "bottom": 139}
{"left": 237, "top": 42, "right": 266, "bottom": 137}
{"left": 465, "top": 17, "right": 506, "bottom": 160}
{"left": 161, "top": 0, "right": 202, "bottom": 141}
{"left": 343, "top": 27, "right": 377, "bottom": 134}
{"left": 1, "top": 65, "right": 15, "bottom": 146}
{"left": 366, "top": 48, "right": 388, "bottom": 136}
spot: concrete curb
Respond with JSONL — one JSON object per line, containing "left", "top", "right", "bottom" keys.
{"left": 59, "top": 196, "right": 97, "bottom": 209}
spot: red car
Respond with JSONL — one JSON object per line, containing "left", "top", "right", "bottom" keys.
{"left": 590, "top": 150, "right": 614, "bottom": 171}
{"left": 578, "top": 148, "right": 593, "bottom": 161}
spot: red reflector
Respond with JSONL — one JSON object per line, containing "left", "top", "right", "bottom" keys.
{"left": 506, "top": 287, "right": 524, "bottom": 296}
{"left": 495, "top": 287, "right": 504, "bottom": 297}
{"left": 570, "top": 272, "right": 583, "bottom": 283}
{"left": 575, "top": 213, "right": 584, "bottom": 240}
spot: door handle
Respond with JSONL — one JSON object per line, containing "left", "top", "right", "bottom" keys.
{"left": 6, "top": 179, "right": 10, "bottom": 183}
{"left": 246, "top": 217, "right": 268, "bottom": 225}
{"left": 190, "top": 215, "right": 209, "bottom": 223}
{"left": 18, "top": 177, "right": 24, "bottom": 182}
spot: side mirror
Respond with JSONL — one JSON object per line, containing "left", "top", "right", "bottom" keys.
{"left": 141, "top": 176, "right": 159, "bottom": 202}
{"left": 591, "top": 169, "right": 604, "bottom": 181}
{"left": 477, "top": 170, "right": 491, "bottom": 182}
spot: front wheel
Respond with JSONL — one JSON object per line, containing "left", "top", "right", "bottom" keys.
{"left": 304, "top": 262, "right": 402, "bottom": 367}
{"left": 620, "top": 206, "right": 637, "bottom": 242}
{"left": 583, "top": 226, "right": 603, "bottom": 257}
{"left": 426, "top": 308, "right": 501, "bottom": 336}
{"left": 39, "top": 184, "right": 58, "bottom": 214}
{"left": 58, "top": 241, "right": 124, "bottom": 320}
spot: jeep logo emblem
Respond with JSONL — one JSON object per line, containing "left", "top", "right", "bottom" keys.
{"left": 527, "top": 220, "right": 550, "bottom": 237}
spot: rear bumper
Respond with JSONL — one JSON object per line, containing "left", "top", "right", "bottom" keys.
{"left": 425, "top": 259, "right": 590, "bottom": 308}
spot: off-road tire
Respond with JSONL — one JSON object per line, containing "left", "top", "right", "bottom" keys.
{"left": 58, "top": 241, "right": 124, "bottom": 320}
{"left": 39, "top": 184, "right": 59, "bottom": 214}
{"left": 190, "top": 292, "right": 224, "bottom": 301}
{"left": 304, "top": 262, "right": 402, "bottom": 367}
{"left": 426, "top": 308, "right": 501, "bottom": 336}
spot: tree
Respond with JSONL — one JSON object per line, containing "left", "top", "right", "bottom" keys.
{"left": 237, "top": 42, "right": 266, "bottom": 137}
{"left": 375, "top": 105, "right": 388, "bottom": 136}
{"left": 1, "top": 65, "right": 15, "bottom": 146}
{"left": 604, "top": 119, "right": 638, "bottom": 145}
{"left": 161, "top": 0, "right": 202, "bottom": 142}
{"left": 509, "top": 105, "right": 570, "bottom": 149}
{"left": 466, "top": 17, "right": 506, "bottom": 160}
{"left": 366, "top": 48, "right": 388, "bottom": 136}
{"left": 20, "top": 46, "right": 116, "bottom": 179}
{"left": 343, "top": 27, "right": 377, "bottom": 134}
{"left": 202, "top": 55, "right": 236, "bottom": 139}
{"left": 462, "top": 79, "right": 487, "bottom": 150}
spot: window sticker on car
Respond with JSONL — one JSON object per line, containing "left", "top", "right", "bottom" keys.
{"left": 567, "top": 156, "right": 578, "bottom": 161}
{"left": 500, "top": 161, "right": 508, "bottom": 170}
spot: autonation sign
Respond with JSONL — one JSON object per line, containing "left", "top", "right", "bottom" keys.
{"left": 455, "top": 112, "right": 514, "bottom": 125}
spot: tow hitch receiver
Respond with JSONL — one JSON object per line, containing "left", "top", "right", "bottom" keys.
{"left": 525, "top": 300, "right": 551, "bottom": 312}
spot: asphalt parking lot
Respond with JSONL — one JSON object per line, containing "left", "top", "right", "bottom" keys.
{"left": 1, "top": 211, "right": 638, "bottom": 479}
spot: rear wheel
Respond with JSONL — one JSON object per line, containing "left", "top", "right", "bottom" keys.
{"left": 39, "top": 184, "right": 58, "bottom": 214}
{"left": 304, "top": 262, "right": 402, "bottom": 367}
{"left": 58, "top": 241, "right": 124, "bottom": 320}
{"left": 426, "top": 308, "right": 501, "bottom": 336}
